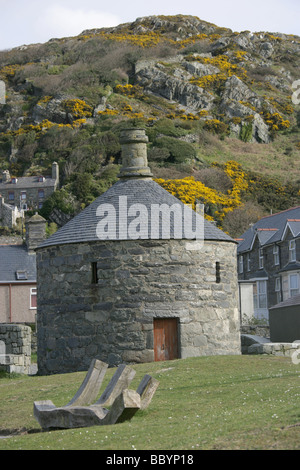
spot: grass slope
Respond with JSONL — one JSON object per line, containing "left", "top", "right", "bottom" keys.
{"left": 0, "top": 355, "right": 299, "bottom": 450}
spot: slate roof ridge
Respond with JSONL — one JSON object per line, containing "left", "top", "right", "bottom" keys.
{"left": 237, "top": 206, "right": 300, "bottom": 253}
{"left": 258, "top": 205, "right": 300, "bottom": 221}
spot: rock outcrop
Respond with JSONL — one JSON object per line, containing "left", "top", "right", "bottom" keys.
{"left": 135, "top": 59, "right": 214, "bottom": 112}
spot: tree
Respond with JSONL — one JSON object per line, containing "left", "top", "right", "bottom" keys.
{"left": 222, "top": 201, "right": 267, "bottom": 238}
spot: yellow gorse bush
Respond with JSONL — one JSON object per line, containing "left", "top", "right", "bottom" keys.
{"left": 76, "top": 29, "right": 223, "bottom": 49}
{"left": 63, "top": 99, "right": 93, "bottom": 118}
{"left": 264, "top": 112, "right": 290, "bottom": 131}
{"left": 188, "top": 54, "right": 248, "bottom": 90}
{"left": 0, "top": 64, "right": 23, "bottom": 79}
{"left": 155, "top": 160, "right": 248, "bottom": 226}
{"left": 115, "top": 84, "right": 143, "bottom": 97}
{"left": 37, "top": 96, "right": 53, "bottom": 107}
{"left": 190, "top": 73, "right": 227, "bottom": 89}
{"left": 203, "top": 119, "right": 228, "bottom": 134}
{"left": 3, "top": 119, "right": 87, "bottom": 137}
{"left": 97, "top": 106, "right": 145, "bottom": 120}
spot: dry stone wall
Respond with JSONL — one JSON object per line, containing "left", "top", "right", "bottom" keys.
{"left": 0, "top": 324, "right": 31, "bottom": 374}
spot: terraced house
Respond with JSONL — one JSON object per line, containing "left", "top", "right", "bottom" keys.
{"left": 0, "top": 213, "right": 46, "bottom": 324}
{"left": 0, "top": 162, "right": 59, "bottom": 211}
{"left": 237, "top": 206, "right": 300, "bottom": 321}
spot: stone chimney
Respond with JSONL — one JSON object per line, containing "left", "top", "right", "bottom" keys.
{"left": 25, "top": 213, "right": 46, "bottom": 253}
{"left": 52, "top": 162, "right": 59, "bottom": 186}
{"left": 118, "top": 128, "right": 153, "bottom": 179}
{"left": 2, "top": 170, "right": 10, "bottom": 182}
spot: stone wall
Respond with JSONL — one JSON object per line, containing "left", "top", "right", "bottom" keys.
{"left": 0, "top": 185, "right": 55, "bottom": 210}
{"left": 36, "top": 238, "right": 240, "bottom": 375}
{"left": 240, "top": 325, "right": 270, "bottom": 338}
{"left": 0, "top": 324, "right": 31, "bottom": 374}
{"left": 0, "top": 196, "right": 23, "bottom": 228}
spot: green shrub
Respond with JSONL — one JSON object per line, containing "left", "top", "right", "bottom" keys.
{"left": 154, "top": 136, "right": 197, "bottom": 163}
{"left": 239, "top": 122, "right": 253, "bottom": 142}
{"left": 39, "top": 188, "right": 78, "bottom": 219}
{"left": 147, "top": 119, "right": 187, "bottom": 140}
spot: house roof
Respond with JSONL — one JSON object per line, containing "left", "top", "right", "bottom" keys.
{"left": 38, "top": 178, "right": 234, "bottom": 249}
{"left": 237, "top": 206, "right": 300, "bottom": 253}
{"left": 269, "top": 293, "right": 300, "bottom": 309}
{"left": 0, "top": 176, "right": 56, "bottom": 190}
{"left": 278, "top": 261, "right": 300, "bottom": 273}
{"left": 0, "top": 244, "right": 36, "bottom": 282}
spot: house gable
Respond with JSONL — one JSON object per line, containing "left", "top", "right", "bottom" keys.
{"left": 237, "top": 206, "right": 300, "bottom": 318}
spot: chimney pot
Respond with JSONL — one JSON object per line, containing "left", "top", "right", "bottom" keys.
{"left": 118, "top": 128, "right": 153, "bottom": 179}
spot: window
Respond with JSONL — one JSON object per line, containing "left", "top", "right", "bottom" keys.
{"left": 273, "top": 245, "right": 279, "bottom": 265}
{"left": 275, "top": 277, "right": 281, "bottom": 304}
{"left": 30, "top": 288, "right": 37, "bottom": 309}
{"left": 253, "top": 280, "right": 267, "bottom": 309}
{"left": 238, "top": 256, "right": 243, "bottom": 274}
{"left": 259, "top": 248, "right": 264, "bottom": 269}
{"left": 289, "top": 274, "right": 299, "bottom": 297}
{"left": 216, "top": 262, "right": 221, "bottom": 283}
{"left": 246, "top": 253, "right": 251, "bottom": 272}
{"left": 91, "top": 262, "right": 98, "bottom": 284}
{"left": 20, "top": 191, "right": 26, "bottom": 200}
{"left": 8, "top": 191, "right": 14, "bottom": 201}
{"left": 16, "top": 270, "right": 27, "bottom": 280}
{"left": 289, "top": 240, "right": 296, "bottom": 262}
{"left": 38, "top": 189, "right": 45, "bottom": 199}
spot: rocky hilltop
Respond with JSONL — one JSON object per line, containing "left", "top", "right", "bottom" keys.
{"left": 0, "top": 15, "right": 300, "bottom": 233}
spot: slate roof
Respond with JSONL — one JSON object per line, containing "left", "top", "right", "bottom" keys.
{"left": 0, "top": 244, "right": 36, "bottom": 282}
{"left": 269, "top": 293, "right": 300, "bottom": 309}
{"left": 278, "top": 261, "right": 300, "bottom": 273}
{"left": 0, "top": 176, "right": 56, "bottom": 190}
{"left": 38, "top": 178, "right": 234, "bottom": 249}
{"left": 237, "top": 206, "right": 300, "bottom": 253}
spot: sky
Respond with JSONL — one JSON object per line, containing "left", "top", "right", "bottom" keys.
{"left": 0, "top": 0, "right": 299, "bottom": 51}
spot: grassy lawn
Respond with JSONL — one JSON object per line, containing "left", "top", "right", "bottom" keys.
{"left": 0, "top": 355, "right": 299, "bottom": 450}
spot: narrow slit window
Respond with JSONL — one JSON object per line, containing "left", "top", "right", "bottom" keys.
{"left": 91, "top": 262, "right": 98, "bottom": 284}
{"left": 216, "top": 262, "right": 221, "bottom": 283}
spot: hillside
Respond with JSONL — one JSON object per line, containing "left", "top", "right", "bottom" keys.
{"left": 0, "top": 14, "right": 300, "bottom": 236}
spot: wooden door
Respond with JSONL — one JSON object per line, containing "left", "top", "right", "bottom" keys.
{"left": 153, "top": 318, "right": 179, "bottom": 361}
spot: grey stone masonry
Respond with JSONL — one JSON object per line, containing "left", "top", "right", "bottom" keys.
{"left": 25, "top": 213, "right": 46, "bottom": 252}
{"left": 36, "top": 127, "right": 240, "bottom": 375}
{"left": 36, "top": 238, "right": 240, "bottom": 375}
{"left": 0, "top": 324, "right": 31, "bottom": 374}
{"left": 0, "top": 196, "right": 23, "bottom": 228}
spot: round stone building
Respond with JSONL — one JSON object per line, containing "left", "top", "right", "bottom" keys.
{"left": 36, "top": 128, "right": 241, "bottom": 375}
